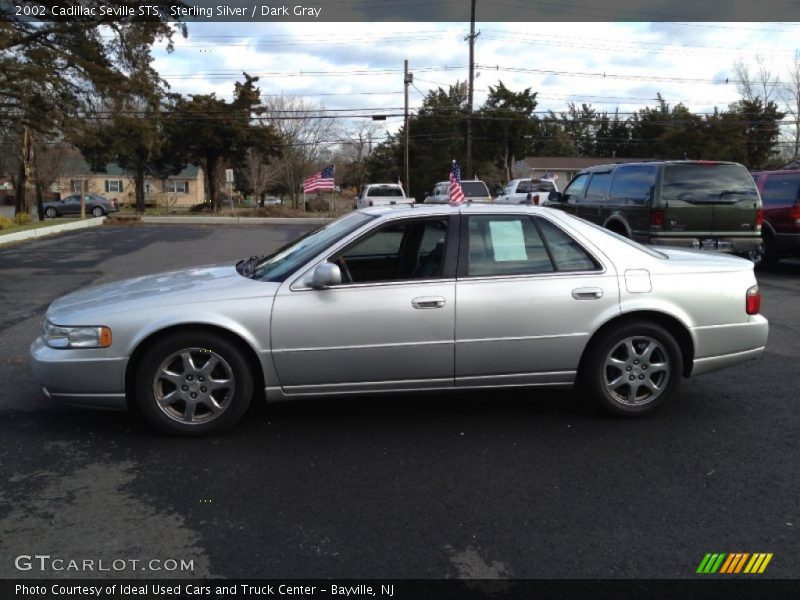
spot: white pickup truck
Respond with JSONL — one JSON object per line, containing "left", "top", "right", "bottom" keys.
{"left": 495, "top": 178, "right": 558, "bottom": 205}
{"left": 355, "top": 183, "right": 412, "bottom": 209}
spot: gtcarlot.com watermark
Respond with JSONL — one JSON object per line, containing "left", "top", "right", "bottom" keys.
{"left": 14, "top": 554, "right": 194, "bottom": 573}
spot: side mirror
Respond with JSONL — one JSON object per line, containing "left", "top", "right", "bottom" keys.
{"left": 306, "top": 262, "right": 342, "bottom": 289}
{"left": 548, "top": 191, "right": 563, "bottom": 203}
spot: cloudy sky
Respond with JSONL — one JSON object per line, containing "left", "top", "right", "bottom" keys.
{"left": 150, "top": 20, "right": 800, "bottom": 147}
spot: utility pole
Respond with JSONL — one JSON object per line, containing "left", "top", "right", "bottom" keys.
{"left": 466, "top": 0, "right": 479, "bottom": 179}
{"left": 404, "top": 59, "right": 412, "bottom": 196}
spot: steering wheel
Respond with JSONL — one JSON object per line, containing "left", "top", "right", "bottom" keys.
{"left": 336, "top": 257, "right": 353, "bottom": 283}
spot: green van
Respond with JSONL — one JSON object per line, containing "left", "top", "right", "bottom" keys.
{"left": 547, "top": 160, "right": 763, "bottom": 261}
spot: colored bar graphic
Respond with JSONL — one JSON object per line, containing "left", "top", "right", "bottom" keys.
{"left": 700, "top": 553, "right": 772, "bottom": 574}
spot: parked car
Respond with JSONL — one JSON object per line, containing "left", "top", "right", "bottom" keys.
{"left": 547, "top": 161, "right": 763, "bottom": 262}
{"left": 43, "top": 194, "right": 119, "bottom": 218}
{"left": 496, "top": 178, "right": 558, "bottom": 205}
{"left": 355, "top": 183, "right": 411, "bottom": 209}
{"left": 424, "top": 179, "right": 493, "bottom": 204}
{"left": 261, "top": 196, "right": 282, "bottom": 206}
{"left": 751, "top": 169, "right": 800, "bottom": 265}
{"left": 30, "top": 205, "right": 767, "bottom": 436}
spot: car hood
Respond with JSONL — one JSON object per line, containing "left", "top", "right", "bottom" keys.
{"left": 47, "top": 265, "right": 279, "bottom": 324}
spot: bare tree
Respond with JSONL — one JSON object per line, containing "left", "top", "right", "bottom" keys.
{"left": 340, "top": 121, "right": 379, "bottom": 189}
{"left": 240, "top": 148, "right": 279, "bottom": 203}
{"left": 781, "top": 51, "right": 800, "bottom": 161}
{"left": 261, "top": 97, "right": 341, "bottom": 208}
{"left": 32, "top": 141, "right": 78, "bottom": 220}
{"left": 734, "top": 56, "right": 780, "bottom": 104}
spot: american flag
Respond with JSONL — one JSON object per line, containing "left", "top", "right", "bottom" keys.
{"left": 303, "top": 164, "right": 335, "bottom": 193}
{"left": 448, "top": 160, "right": 465, "bottom": 205}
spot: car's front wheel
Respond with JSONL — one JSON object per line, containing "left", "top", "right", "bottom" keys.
{"left": 581, "top": 321, "right": 683, "bottom": 416}
{"left": 135, "top": 331, "right": 254, "bottom": 436}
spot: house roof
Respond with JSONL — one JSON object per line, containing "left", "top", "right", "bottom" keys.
{"left": 515, "top": 156, "right": 653, "bottom": 170}
{"left": 62, "top": 159, "right": 200, "bottom": 179}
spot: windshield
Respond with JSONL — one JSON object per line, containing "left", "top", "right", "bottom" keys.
{"left": 461, "top": 181, "right": 490, "bottom": 197}
{"left": 251, "top": 212, "right": 376, "bottom": 282}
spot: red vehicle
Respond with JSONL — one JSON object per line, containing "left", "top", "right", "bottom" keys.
{"left": 751, "top": 170, "right": 800, "bottom": 265}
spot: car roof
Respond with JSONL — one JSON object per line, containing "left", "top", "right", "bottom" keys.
{"left": 360, "top": 203, "right": 552, "bottom": 218}
{"left": 579, "top": 159, "right": 743, "bottom": 174}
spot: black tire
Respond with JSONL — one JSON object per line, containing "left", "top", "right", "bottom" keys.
{"left": 91, "top": 206, "right": 105, "bottom": 217}
{"left": 580, "top": 320, "right": 683, "bottom": 417}
{"left": 757, "top": 231, "right": 780, "bottom": 269}
{"left": 45, "top": 207, "right": 57, "bottom": 218}
{"left": 135, "top": 331, "right": 254, "bottom": 436}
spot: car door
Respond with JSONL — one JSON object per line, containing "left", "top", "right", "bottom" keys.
{"left": 61, "top": 195, "right": 81, "bottom": 214}
{"left": 270, "top": 215, "right": 458, "bottom": 395}
{"left": 577, "top": 170, "right": 612, "bottom": 223}
{"left": 454, "top": 213, "right": 618, "bottom": 388}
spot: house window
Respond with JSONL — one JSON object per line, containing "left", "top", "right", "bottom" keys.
{"left": 70, "top": 180, "right": 83, "bottom": 193}
{"left": 165, "top": 181, "right": 189, "bottom": 194}
{"left": 105, "top": 180, "right": 123, "bottom": 193}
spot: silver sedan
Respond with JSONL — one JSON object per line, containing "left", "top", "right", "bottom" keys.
{"left": 30, "top": 205, "right": 769, "bottom": 435}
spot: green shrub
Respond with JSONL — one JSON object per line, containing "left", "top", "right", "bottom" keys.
{"left": 0, "top": 216, "right": 13, "bottom": 230}
{"left": 13, "top": 213, "right": 31, "bottom": 225}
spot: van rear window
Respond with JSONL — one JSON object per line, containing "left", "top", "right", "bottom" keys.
{"left": 661, "top": 163, "right": 758, "bottom": 203}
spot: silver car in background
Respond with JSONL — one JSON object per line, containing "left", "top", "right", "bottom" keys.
{"left": 30, "top": 205, "right": 768, "bottom": 436}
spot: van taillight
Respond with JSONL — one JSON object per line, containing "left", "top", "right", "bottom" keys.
{"left": 756, "top": 208, "right": 763, "bottom": 226}
{"left": 789, "top": 204, "right": 800, "bottom": 221}
{"left": 746, "top": 285, "right": 761, "bottom": 315}
{"left": 650, "top": 209, "right": 665, "bottom": 227}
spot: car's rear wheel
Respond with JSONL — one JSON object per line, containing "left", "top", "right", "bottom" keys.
{"left": 135, "top": 331, "right": 254, "bottom": 436}
{"left": 581, "top": 321, "right": 682, "bottom": 416}
{"left": 45, "top": 207, "right": 57, "bottom": 218}
{"left": 91, "top": 206, "right": 105, "bottom": 217}
{"left": 757, "top": 232, "right": 780, "bottom": 269}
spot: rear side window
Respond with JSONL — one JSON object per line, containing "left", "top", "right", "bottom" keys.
{"left": 661, "top": 163, "right": 759, "bottom": 203}
{"left": 466, "top": 216, "right": 554, "bottom": 277}
{"left": 761, "top": 174, "right": 800, "bottom": 207}
{"left": 535, "top": 218, "right": 600, "bottom": 272}
{"left": 584, "top": 172, "right": 612, "bottom": 202}
{"left": 609, "top": 165, "right": 657, "bottom": 203}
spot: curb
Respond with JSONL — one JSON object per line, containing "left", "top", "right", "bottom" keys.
{"left": 140, "top": 216, "right": 334, "bottom": 225}
{"left": 0, "top": 216, "right": 107, "bottom": 247}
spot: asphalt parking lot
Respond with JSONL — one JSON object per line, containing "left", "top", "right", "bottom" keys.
{"left": 0, "top": 223, "right": 798, "bottom": 581}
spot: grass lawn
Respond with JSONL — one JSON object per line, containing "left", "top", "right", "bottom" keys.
{"left": 0, "top": 217, "right": 73, "bottom": 236}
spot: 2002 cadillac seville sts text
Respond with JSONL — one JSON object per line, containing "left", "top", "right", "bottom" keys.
{"left": 30, "top": 205, "right": 769, "bottom": 436}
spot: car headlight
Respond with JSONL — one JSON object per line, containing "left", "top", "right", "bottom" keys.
{"left": 43, "top": 321, "right": 112, "bottom": 349}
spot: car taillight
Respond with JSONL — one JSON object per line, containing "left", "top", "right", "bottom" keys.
{"left": 789, "top": 204, "right": 800, "bottom": 222}
{"left": 650, "top": 209, "right": 665, "bottom": 227}
{"left": 746, "top": 285, "right": 761, "bottom": 315}
{"left": 531, "top": 194, "right": 540, "bottom": 206}
{"left": 756, "top": 208, "right": 763, "bottom": 226}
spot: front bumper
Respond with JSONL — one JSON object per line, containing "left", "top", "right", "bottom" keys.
{"left": 29, "top": 337, "right": 128, "bottom": 410}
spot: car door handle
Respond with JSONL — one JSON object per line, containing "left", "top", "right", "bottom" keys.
{"left": 572, "top": 287, "right": 603, "bottom": 300}
{"left": 412, "top": 296, "right": 446, "bottom": 309}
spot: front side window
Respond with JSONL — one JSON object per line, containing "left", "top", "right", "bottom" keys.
{"left": 564, "top": 173, "right": 590, "bottom": 203}
{"left": 333, "top": 218, "right": 449, "bottom": 283}
{"left": 466, "top": 216, "right": 553, "bottom": 277}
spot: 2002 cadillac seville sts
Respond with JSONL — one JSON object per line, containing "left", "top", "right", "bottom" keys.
{"left": 30, "top": 205, "right": 769, "bottom": 436}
